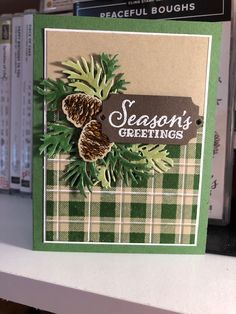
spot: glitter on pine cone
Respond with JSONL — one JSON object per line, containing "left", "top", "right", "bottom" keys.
{"left": 62, "top": 93, "right": 102, "bottom": 128}
{"left": 79, "top": 120, "right": 113, "bottom": 162}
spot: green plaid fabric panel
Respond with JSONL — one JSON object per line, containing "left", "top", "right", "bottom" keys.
{"left": 45, "top": 131, "right": 202, "bottom": 245}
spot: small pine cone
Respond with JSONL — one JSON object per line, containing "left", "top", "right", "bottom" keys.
{"left": 62, "top": 93, "right": 102, "bottom": 128}
{"left": 79, "top": 120, "right": 113, "bottom": 162}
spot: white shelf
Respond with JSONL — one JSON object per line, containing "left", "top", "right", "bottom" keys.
{"left": 0, "top": 194, "right": 236, "bottom": 314}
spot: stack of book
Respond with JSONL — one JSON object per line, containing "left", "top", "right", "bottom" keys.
{"left": 0, "top": 11, "right": 34, "bottom": 194}
{"left": 0, "top": 0, "right": 73, "bottom": 195}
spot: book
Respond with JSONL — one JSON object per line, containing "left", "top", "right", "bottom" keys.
{"left": 33, "top": 15, "right": 221, "bottom": 253}
{"left": 209, "top": 21, "right": 232, "bottom": 223}
{"left": 10, "top": 14, "right": 23, "bottom": 191}
{"left": 40, "top": 0, "right": 74, "bottom": 13}
{"left": 74, "top": 0, "right": 231, "bottom": 21}
{"left": 73, "top": 0, "right": 233, "bottom": 225}
{"left": 0, "top": 15, "right": 12, "bottom": 191}
{"left": 20, "top": 11, "right": 35, "bottom": 194}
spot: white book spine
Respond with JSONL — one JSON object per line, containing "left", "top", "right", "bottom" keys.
{"left": 208, "top": 22, "right": 231, "bottom": 221}
{"left": 0, "top": 16, "right": 11, "bottom": 191}
{"left": 10, "top": 15, "right": 23, "bottom": 191}
{"left": 20, "top": 13, "right": 34, "bottom": 194}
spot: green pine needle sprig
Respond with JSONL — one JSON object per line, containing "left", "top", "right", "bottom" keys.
{"left": 131, "top": 144, "right": 174, "bottom": 173}
{"left": 100, "top": 53, "right": 120, "bottom": 80}
{"left": 62, "top": 56, "right": 114, "bottom": 101}
{"left": 35, "top": 78, "right": 74, "bottom": 111}
{"left": 101, "top": 53, "right": 129, "bottom": 93}
{"left": 96, "top": 144, "right": 151, "bottom": 188}
{"left": 39, "top": 122, "right": 75, "bottom": 158}
{"left": 63, "top": 158, "right": 98, "bottom": 196}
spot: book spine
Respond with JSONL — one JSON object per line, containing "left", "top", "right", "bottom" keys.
{"left": 73, "top": 0, "right": 231, "bottom": 21}
{"left": 20, "top": 13, "right": 34, "bottom": 194}
{"left": 10, "top": 15, "right": 23, "bottom": 191}
{"left": 0, "top": 16, "right": 11, "bottom": 191}
{"left": 40, "top": 0, "right": 74, "bottom": 13}
{"left": 209, "top": 22, "right": 232, "bottom": 222}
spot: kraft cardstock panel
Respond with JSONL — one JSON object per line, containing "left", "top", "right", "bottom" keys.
{"left": 46, "top": 30, "right": 209, "bottom": 116}
{"left": 33, "top": 15, "right": 222, "bottom": 253}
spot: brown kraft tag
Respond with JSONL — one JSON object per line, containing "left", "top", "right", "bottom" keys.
{"left": 98, "top": 94, "right": 202, "bottom": 145}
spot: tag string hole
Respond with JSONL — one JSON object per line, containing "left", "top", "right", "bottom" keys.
{"left": 196, "top": 118, "right": 203, "bottom": 126}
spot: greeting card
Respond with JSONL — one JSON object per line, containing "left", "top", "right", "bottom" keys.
{"left": 33, "top": 15, "right": 221, "bottom": 253}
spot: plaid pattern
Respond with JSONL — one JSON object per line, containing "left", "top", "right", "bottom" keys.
{"left": 45, "top": 131, "right": 202, "bottom": 245}
{"left": 45, "top": 132, "right": 202, "bottom": 245}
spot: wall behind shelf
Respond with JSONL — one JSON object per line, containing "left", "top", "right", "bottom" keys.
{"left": 0, "top": 0, "right": 40, "bottom": 14}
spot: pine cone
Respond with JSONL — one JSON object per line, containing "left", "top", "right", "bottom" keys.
{"left": 79, "top": 120, "right": 113, "bottom": 162}
{"left": 62, "top": 93, "right": 102, "bottom": 128}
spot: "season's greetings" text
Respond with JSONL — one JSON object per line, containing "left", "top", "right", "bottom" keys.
{"left": 108, "top": 99, "right": 192, "bottom": 140}
{"left": 100, "top": 94, "right": 200, "bottom": 145}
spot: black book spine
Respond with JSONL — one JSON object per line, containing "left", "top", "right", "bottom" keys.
{"left": 74, "top": 0, "right": 231, "bottom": 21}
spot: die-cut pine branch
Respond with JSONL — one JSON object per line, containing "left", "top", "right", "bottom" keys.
{"left": 98, "top": 144, "right": 151, "bottom": 187}
{"left": 101, "top": 53, "right": 120, "bottom": 80}
{"left": 39, "top": 122, "right": 75, "bottom": 157}
{"left": 35, "top": 78, "right": 74, "bottom": 111}
{"left": 132, "top": 144, "right": 174, "bottom": 173}
{"left": 111, "top": 73, "right": 129, "bottom": 93}
{"left": 100, "top": 53, "right": 129, "bottom": 93}
{"left": 117, "top": 152, "right": 151, "bottom": 185}
{"left": 63, "top": 158, "right": 98, "bottom": 196}
{"left": 62, "top": 56, "right": 114, "bottom": 100}
{"left": 96, "top": 164, "right": 114, "bottom": 189}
